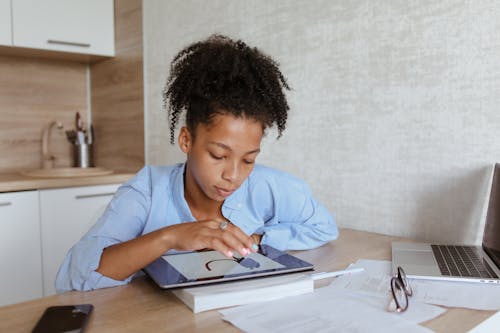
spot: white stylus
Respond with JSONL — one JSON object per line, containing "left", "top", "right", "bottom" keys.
{"left": 310, "top": 267, "right": 365, "bottom": 280}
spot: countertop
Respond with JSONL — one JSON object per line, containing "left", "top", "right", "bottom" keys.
{"left": 0, "top": 171, "right": 135, "bottom": 192}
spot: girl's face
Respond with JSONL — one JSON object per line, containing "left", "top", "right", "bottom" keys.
{"left": 179, "top": 113, "right": 263, "bottom": 203}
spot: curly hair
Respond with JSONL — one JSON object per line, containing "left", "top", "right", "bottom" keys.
{"left": 163, "top": 34, "right": 291, "bottom": 144}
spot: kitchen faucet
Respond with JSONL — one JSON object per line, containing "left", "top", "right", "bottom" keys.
{"left": 41, "top": 120, "right": 64, "bottom": 169}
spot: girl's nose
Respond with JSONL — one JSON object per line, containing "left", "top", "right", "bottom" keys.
{"left": 222, "top": 162, "right": 238, "bottom": 182}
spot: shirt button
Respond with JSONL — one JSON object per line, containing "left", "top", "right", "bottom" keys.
{"left": 237, "top": 203, "right": 242, "bottom": 208}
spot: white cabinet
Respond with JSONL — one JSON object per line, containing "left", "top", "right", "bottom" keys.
{"left": 40, "top": 184, "right": 119, "bottom": 296}
{"left": 11, "top": 0, "right": 114, "bottom": 56}
{"left": 0, "top": 191, "right": 43, "bottom": 306}
{"left": 0, "top": 0, "right": 12, "bottom": 46}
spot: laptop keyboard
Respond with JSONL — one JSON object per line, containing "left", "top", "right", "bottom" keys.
{"left": 431, "top": 245, "right": 498, "bottom": 278}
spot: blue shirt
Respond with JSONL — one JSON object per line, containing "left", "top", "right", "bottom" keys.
{"left": 55, "top": 164, "right": 338, "bottom": 292}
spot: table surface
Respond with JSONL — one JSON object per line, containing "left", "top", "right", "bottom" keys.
{"left": 0, "top": 228, "right": 495, "bottom": 332}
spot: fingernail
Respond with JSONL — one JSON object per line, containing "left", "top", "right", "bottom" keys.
{"left": 241, "top": 248, "right": 249, "bottom": 256}
{"left": 226, "top": 250, "right": 233, "bottom": 257}
{"left": 252, "top": 243, "right": 259, "bottom": 251}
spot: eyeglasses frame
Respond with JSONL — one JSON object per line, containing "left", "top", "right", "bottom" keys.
{"left": 389, "top": 266, "right": 413, "bottom": 313}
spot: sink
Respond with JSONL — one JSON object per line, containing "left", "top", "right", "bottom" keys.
{"left": 21, "top": 167, "right": 113, "bottom": 178}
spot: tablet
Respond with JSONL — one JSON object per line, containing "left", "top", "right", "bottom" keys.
{"left": 143, "top": 245, "right": 314, "bottom": 289}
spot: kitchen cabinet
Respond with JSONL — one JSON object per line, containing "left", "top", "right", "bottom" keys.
{"left": 0, "top": 191, "right": 43, "bottom": 306}
{"left": 11, "top": 0, "right": 114, "bottom": 56}
{"left": 0, "top": 0, "right": 12, "bottom": 46}
{"left": 40, "top": 183, "right": 119, "bottom": 296}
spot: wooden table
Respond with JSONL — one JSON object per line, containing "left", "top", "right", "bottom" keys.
{"left": 0, "top": 229, "right": 495, "bottom": 332}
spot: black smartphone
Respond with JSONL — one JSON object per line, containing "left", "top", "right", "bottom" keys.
{"left": 31, "top": 304, "right": 94, "bottom": 333}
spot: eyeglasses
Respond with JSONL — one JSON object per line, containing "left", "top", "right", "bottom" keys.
{"left": 387, "top": 266, "right": 413, "bottom": 313}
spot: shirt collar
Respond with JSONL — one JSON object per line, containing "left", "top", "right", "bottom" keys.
{"left": 171, "top": 163, "right": 194, "bottom": 221}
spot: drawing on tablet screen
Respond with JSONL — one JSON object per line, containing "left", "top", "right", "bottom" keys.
{"left": 205, "top": 256, "right": 261, "bottom": 271}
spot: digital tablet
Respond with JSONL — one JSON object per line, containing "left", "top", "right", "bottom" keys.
{"left": 143, "top": 245, "right": 314, "bottom": 289}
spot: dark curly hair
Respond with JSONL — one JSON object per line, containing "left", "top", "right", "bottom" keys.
{"left": 163, "top": 34, "right": 291, "bottom": 144}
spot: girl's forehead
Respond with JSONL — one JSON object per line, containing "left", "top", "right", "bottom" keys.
{"left": 204, "top": 113, "right": 262, "bottom": 133}
{"left": 195, "top": 113, "right": 263, "bottom": 147}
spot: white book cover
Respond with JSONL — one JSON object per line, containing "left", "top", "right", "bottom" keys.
{"left": 171, "top": 273, "right": 314, "bottom": 313}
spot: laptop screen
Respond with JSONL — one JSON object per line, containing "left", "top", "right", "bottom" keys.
{"left": 483, "top": 163, "right": 500, "bottom": 267}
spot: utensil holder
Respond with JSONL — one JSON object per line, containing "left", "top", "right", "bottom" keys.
{"left": 73, "top": 144, "right": 94, "bottom": 168}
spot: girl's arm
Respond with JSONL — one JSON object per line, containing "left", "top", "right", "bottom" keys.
{"left": 96, "top": 219, "right": 256, "bottom": 281}
{"left": 251, "top": 169, "right": 338, "bottom": 251}
{"left": 56, "top": 167, "right": 255, "bottom": 291}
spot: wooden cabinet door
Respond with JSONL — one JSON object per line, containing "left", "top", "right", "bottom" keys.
{"left": 40, "top": 183, "right": 119, "bottom": 296}
{"left": 12, "top": 0, "right": 114, "bottom": 56}
{"left": 0, "top": 0, "right": 12, "bottom": 46}
{"left": 0, "top": 191, "right": 43, "bottom": 306}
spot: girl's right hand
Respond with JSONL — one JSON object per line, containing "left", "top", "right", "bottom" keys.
{"left": 163, "top": 219, "right": 257, "bottom": 258}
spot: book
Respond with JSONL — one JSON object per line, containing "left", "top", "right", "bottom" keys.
{"left": 171, "top": 273, "right": 314, "bottom": 313}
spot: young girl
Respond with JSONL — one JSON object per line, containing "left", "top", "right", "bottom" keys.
{"left": 56, "top": 35, "right": 338, "bottom": 292}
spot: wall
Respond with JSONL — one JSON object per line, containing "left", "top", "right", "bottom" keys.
{"left": 0, "top": 56, "right": 87, "bottom": 171}
{"left": 143, "top": 0, "right": 500, "bottom": 244}
{"left": 91, "top": 0, "right": 144, "bottom": 173}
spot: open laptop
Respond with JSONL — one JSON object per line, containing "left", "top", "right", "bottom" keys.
{"left": 392, "top": 164, "right": 500, "bottom": 283}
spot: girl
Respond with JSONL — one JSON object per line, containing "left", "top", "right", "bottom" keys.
{"left": 56, "top": 35, "right": 338, "bottom": 292}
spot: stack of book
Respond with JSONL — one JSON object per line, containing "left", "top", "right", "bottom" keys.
{"left": 171, "top": 273, "right": 314, "bottom": 313}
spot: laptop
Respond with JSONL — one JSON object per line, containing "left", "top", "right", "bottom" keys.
{"left": 143, "top": 244, "right": 314, "bottom": 289}
{"left": 392, "top": 163, "right": 500, "bottom": 283}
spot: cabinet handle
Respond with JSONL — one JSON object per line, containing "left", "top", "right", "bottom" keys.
{"left": 0, "top": 202, "right": 12, "bottom": 207}
{"left": 75, "top": 192, "right": 115, "bottom": 200}
{"left": 47, "top": 39, "right": 91, "bottom": 48}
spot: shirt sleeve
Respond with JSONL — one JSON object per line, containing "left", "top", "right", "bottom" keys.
{"left": 257, "top": 171, "right": 338, "bottom": 251}
{"left": 55, "top": 167, "right": 153, "bottom": 292}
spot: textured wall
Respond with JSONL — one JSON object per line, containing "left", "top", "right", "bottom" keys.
{"left": 143, "top": 0, "right": 500, "bottom": 244}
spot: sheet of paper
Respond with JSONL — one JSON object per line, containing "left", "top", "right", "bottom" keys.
{"left": 220, "top": 287, "right": 441, "bottom": 333}
{"left": 411, "top": 279, "right": 500, "bottom": 310}
{"left": 326, "top": 260, "right": 446, "bottom": 324}
{"left": 327, "top": 259, "right": 394, "bottom": 297}
{"left": 330, "top": 259, "right": 500, "bottom": 311}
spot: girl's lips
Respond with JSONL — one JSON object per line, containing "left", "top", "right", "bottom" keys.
{"left": 215, "top": 186, "right": 235, "bottom": 197}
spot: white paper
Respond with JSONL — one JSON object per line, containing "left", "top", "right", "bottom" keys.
{"left": 330, "top": 259, "right": 500, "bottom": 311}
{"left": 411, "top": 279, "right": 500, "bottom": 310}
{"left": 220, "top": 260, "right": 445, "bottom": 332}
{"left": 327, "top": 259, "right": 396, "bottom": 297}
{"left": 220, "top": 287, "right": 438, "bottom": 333}
{"left": 326, "top": 260, "right": 446, "bottom": 324}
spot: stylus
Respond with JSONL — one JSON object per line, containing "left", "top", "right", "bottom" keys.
{"left": 310, "top": 267, "right": 365, "bottom": 280}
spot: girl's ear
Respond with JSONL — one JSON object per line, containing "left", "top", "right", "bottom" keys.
{"left": 178, "top": 127, "right": 192, "bottom": 153}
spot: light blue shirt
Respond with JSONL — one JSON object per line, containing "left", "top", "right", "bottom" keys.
{"left": 55, "top": 164, "right": 338, "bottom": 292}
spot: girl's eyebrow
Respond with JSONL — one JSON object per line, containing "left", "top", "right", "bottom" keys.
{"left": 208, "top": 141, "right": 261, "bottom": 155}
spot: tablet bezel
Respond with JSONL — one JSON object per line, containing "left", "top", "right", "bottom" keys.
{"left": 143, "top": 245, "right": 314, "bottom": 289}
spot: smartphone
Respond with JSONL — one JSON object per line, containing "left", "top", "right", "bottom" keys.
{"left": 32, "top": 304, "right": 94, "bottom": 333}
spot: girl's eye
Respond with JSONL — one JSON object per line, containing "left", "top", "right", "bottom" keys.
{"left": 209, "top": 152, "right": 223, "bottom": 160}
{"left": 244, "top": 159, "right": 255, "bottom": 165}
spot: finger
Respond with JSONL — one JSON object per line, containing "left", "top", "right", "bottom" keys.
{"left": 210, "top": 238, "right": 233, "bottom": 258}
{"left": 224, "top": 223, "right": 256, "bottom": 252}
{"left": 204, "top": 219, "right": 254, "bottom": 255}
{"left": 219, "top": 228, "right": 253, "bottom": 257}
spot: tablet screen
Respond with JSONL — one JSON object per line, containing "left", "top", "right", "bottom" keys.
{"left": 143, "top": 245, "right": 314, "bottom": 289}
{"left": 164, "top": 251, "right": 285, "bottom": 280}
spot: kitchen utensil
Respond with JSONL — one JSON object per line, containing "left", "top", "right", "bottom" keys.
{"left": 65, "top": 130, "right": 76, "bottom": 144}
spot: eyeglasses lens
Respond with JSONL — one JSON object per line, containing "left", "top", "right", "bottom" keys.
{"left": 391, "top": 277, "right": 408, "bottom": 312}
